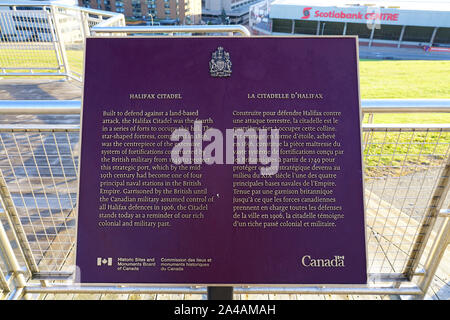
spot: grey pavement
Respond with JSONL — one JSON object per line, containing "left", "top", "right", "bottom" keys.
{"left": 0, "top": 78, "right": 82, "bottom": 100}
{"left": 359, "top": 45, "right": 450, "bottom": 60}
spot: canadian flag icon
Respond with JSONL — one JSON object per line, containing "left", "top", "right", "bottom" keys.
{"left": 97, "top": 257, "right": 112, "bottom": 266}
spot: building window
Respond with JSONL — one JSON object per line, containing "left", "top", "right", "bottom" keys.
{"left": 104, "top": 0, "right": 111, "bottom": 11}
{"left": 346, "top": 23, "right": 372, "bottom": 39}
{"left": 132, "top": 0, "right": 142, "bottom": 17}
{"left": 293, "top": 20, "right": 317, "bottom": 35}
{"left": 82, "top": 0, "right": 92, "bottom": 8}
{"left": 115, "top": 0, "right": 124, "bottom": 13}
{"left": 272, "top": 19, "right": 292, "bottom": 34}
{"left": 320, "top": 21, "right": 345, "bottom": 35}
{"left": 373, "top": 24, "right": 403, "bottom": 41}
{"left": 402, "top": 26, "right": 435, "bottom": 43}
{"left": 434, "top": 27, "right": 450, "bottom": 45}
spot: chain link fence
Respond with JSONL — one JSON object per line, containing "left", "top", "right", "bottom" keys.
{"left": 0, "top": 1, "right": 125, "bottom": 81}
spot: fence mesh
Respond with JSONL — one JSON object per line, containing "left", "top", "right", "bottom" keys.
{"left": 0, "top": 129, "right": 79, "bottom": 272}
{"left": 0, "top": 122, "right": 448, "bottom": 277}
{"left": 0, "top": 5, "right": 125, "bottom": 80}
{"left": 0, "top": 265, "right": 8, "bottom": 295}
{"left": 0, "top": 8, "right": 62, "bottom": 73}
{"left": 0, "top": 213, "right": 11, "bottom": 293}
{"left": 363, "top": 126, "right": 450, "bottom": 274}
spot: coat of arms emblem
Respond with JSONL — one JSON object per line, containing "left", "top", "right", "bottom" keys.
{"left": 209, "top": 47, "right": 232, "bottom": 77}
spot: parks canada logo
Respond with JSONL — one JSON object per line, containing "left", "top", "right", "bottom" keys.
{"left": 301, "top": 255, "right": 345, "bottom": 268}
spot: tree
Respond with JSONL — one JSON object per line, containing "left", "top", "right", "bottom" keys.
{"left": 220, "top": 8, "right": 229, "bottom": 25}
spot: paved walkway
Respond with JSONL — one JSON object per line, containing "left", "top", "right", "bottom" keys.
{"left": 0, "top": 79, "right": 82, "bottom": 100}
{"left": 359, "top": 45, "right": 450, "bottom": 60}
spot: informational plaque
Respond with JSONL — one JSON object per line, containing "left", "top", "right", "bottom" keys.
{"left": 76, "top": 37, "right": 367, "bottom": 284}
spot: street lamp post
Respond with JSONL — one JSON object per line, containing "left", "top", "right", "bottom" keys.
{"left": 148, "top": 13, "right": 154, "bottom": 26}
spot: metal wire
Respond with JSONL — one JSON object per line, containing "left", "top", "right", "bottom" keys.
{"left": 363, "top": 126, "right": 450, "bottom": 275}
{"left": 0, "top": 3, "right": 125, "bottom": 81}
{"left": 0, "top": 266, "right": 9, "bottom": 294}
{"left": 0, "top": 130, "right": 79, "bottom": 273}
{"left": 0, "top": 7, "right": 61, "bottom": 74}
{"left": 0, "top": 2, "right": 252, "bottom": 83}
{"left": 0, "top": 214, "right": 12, "bottom": 295}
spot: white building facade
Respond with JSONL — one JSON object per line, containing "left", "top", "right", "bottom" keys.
{"left": 250, "top": 0, "right": 450, "bottom": 47}
{"left": 202, "top": 0, "right": 260, "bottom": 24}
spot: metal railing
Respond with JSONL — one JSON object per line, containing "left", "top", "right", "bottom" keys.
{"left": 0, "top": 99, "right": 448, "bottom": 299}
{"left": 91, "top": 25, "right": 251, "bottom": 36}
{"left": 0, "top": 1, "right": 126, "bottom": 81}
{"left": 0, "top": 2, "right": 250, "bottom": 83}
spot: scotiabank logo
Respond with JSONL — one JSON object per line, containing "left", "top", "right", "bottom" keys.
{"left": 313, "top": 10, "right": 399, "bottom": 22}
{"left": 301, "top": 7, "right": 312, "bottom": 19}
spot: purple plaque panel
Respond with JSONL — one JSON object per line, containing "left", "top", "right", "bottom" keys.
{"left": 76, "top": 37, "right": 367, "bottom": 284}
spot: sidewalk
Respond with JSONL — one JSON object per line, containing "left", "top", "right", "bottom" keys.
{"left": 0, "top": 79, "right": 82, "bottom": 100}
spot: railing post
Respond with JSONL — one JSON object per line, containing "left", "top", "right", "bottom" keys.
{"left": 207, "top": 286, "right": 234, "bottom": 300}
{"left": 0, "top": 265, "right": 10, "bottom": 298}
{"left": 0, "top": 170, "right": 40, "bottom": 275}
{"left": 412, "top": 209, "right": 449, "bottom": 299}
{"left": 0, "top": 209, "right": 28, "bottom": 299}
{"left": 45, "top": 5, "right": 65, "bottom": 75}
{"left": 404, "top": 155, "right": 450, "bottom": 281}
{"left": 80, "top": 11, "right": 91, "bottom": 39}
{"left": 50, "top": 5, "right": 71, "bottom": 80}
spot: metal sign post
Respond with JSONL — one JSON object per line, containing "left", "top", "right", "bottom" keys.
{"left": 207, "top": 286, "right": 234, "bottom": 300}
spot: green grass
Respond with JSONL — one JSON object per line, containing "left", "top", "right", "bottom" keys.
{"left": 3, "top": 50, "right": 450, "bottom": 99}
{"left": 357, "top": 60, "right": 450, "bottom": 175}
{"left": 66, "top": 50, "right": 84, "bottom": 74}
{"left": 363, "top": 130, "right": 448, "bottom": 176}
{"left": 3, "top": 51, "right": 449, "bottom": 98}
{"left": 366, "top": 113, "right": 450, "bottom": 124}
{"left": 359, "top": 60, "right": 450, "bottom": 99}
{"left": 0, "top": 49, "right": 84, "bottom": 77}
